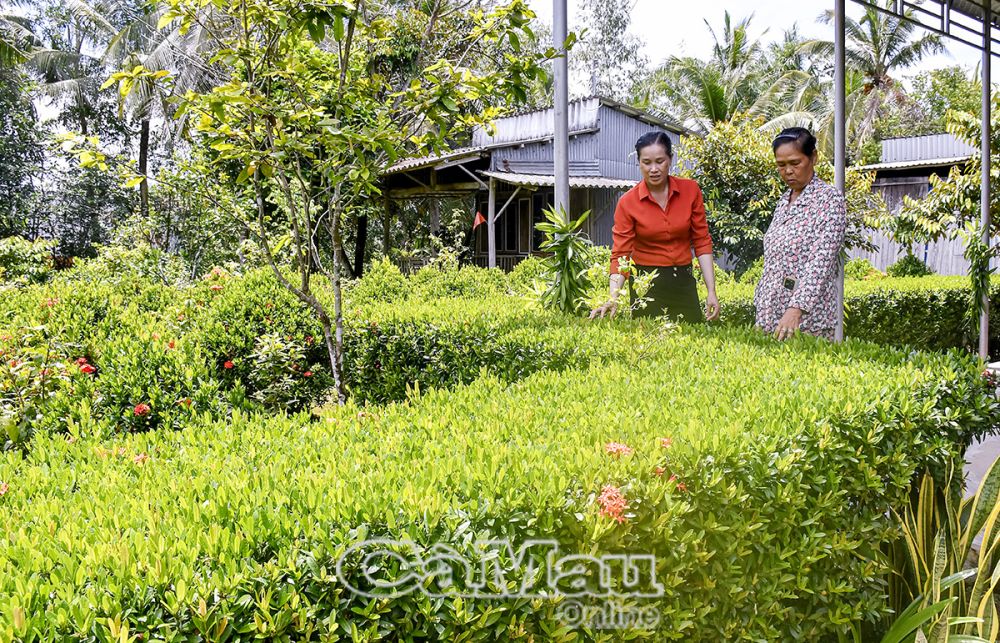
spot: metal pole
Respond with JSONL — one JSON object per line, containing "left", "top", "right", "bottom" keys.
{"left": 552, "top": 0, "right": 570, "bottom": 220}
{"left": 981, "top": 0, "right": 992, "bottom": 359}
{"left": 487, "top": 177, "right": 497, "bottom": 269}
{"left": 834, "top": 0, "right": 846, "bottom": 343}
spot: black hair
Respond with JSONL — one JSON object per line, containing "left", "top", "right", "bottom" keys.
{"left": 635, "top": 131, "right": 673, "bottom": 157}
{"left": 771, "top": 127, "right": 817, "bottom": 156}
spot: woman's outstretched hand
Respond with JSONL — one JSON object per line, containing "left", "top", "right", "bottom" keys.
{"left": 589, "top": 300, "right": 618, "bottom": 320}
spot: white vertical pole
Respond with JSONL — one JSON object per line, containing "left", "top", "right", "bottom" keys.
{"left": 488, "top": 177, "right": 497, "bottom": 269}
{"left": 980, "top": 0, "right": 992, "bottom": 359}
{"left": 553, "top": 0, "right": 570, "bottom": 221}
{"left": 834, "top": 0, "right": 846, "bottom": 343}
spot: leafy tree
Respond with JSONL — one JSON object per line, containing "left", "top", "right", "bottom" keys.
{"left": 571, "top": 0, "right": 647, "bottom": 101}
{"left": 677, "top": 114, "right": 885, "bottom": 274}
{"left": 105, "top": 0, "right": 548, "bottom": 403}
{"left": 0, "top": 67, "right": 43, "bottom": 236}
{"left": 895, "top": 101, "right": 1000, "bottom": 245}
{"left": 910, "top": 66, "right": 982, "bottom": 128}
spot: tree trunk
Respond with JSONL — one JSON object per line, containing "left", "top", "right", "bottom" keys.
{"left": 354, "top": 214, "right": 368, "bottom": 277}
{"left": 138, "top": 118, "right": 150, "bottom": 220}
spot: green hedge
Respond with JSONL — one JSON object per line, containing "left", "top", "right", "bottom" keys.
{"left": 1, "top": 319, "right": 996, "bottom": 640}
{"left": 2, "top": 261, "right": 999, "bottom": 640}
{"left": 714, "top": 277, "right": 1000, "bottom": 352}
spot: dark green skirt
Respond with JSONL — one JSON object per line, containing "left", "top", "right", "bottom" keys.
{"left": 629, "top": 264, "right": 704, "bottom": 322}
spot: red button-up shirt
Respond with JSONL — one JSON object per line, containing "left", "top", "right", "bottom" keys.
{"left": 609, "top": 176, "right": 714, "bottom": 274}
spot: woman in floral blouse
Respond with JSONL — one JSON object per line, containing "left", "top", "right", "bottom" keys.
{"left": 755, "top": 127, "right": 846, "bottom": 341}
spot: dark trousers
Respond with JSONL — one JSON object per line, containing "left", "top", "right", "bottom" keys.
{"left": 629, "top": 264, "right": 704, "bottom": 322}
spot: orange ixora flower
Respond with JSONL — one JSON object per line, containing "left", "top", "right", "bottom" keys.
{"left": 0, "top": 482, "right": 8, "bottom": 496}
{"left": 597, "top": 485, "right": 628, "bottom": 523}
{"left": 133, "top": 403, "right": 152, "bottom": 416}
{"left": 659, "top": 437, "right": 673, "bottom": 449}
{"left": 80, "top": 364, "right": 96, "bottom": 374}
{"left": 654, "top": 466, "right": 666, "bottom": 477}
{"left": 223, "top": 361, "right": 234, "bottom": 369}
{"left": 604, "top": 442, "right": 634, "bottom": 458}
{"left": 210, "top": 284, "right": 224, "bottom": 292}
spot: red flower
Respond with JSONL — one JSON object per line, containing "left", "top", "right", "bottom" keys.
{"left": 654, "top": 466, "right": 665, "bottom": 477}
{"left": 604, "top": 442, "right": 634, "bottom": 458}
{"left": 133, "top": 452, "right": 150, "bottom": 465}
{"left": 8, "top": 359, "right": 18, "bottom": 367}
{"left": 303, "top": 371, "right": 313, "bottom": 377}
{"left": 305, "top": 335, "right": 314, "bottom": 345}
{"left": 659, "top": 437, "right": 673, "bottom": 449}
{"left": 167, "top": 340, "right": 176, "bottom": 350}
{"left": 80, "top": 364, "right": 96, "bottom": 374}
{"left": 43, "top": 298, "right": 59, "bottom": 308}
{"left": 597, "top": 485, "right": 628, "bottom": 523}
{"left": 133, "top": 403, "right": 151, "bottom": 416}
{"left": 0, "top": 482, "right": 8, "bottom": 496}
{"left": 223, "top": 361, "right": 234, "bottom": 369}
{"left": 210, "top": 284, "right": 224, "bottom": 292}
{"left": 178, "top": 397, "right": 192, "bottom": 408}
{"left": 76, "top": 357, "right": 88, "bottom": 365}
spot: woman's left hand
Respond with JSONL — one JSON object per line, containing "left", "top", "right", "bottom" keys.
{"left": 704, "top": 293, "right": 720, "bottom": 321}
{"left": 775, "top": 307, "right": 802, "bottom": 340}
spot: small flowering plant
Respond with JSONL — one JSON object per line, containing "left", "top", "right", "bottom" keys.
{"left": 247, "top": 333, "right": 327, "bottom": 410}
{"left": 0, "top": 326, "right": 78, "bottom": 448}
{"left": 582, "top": 255, "right": 658, "bottom": 318}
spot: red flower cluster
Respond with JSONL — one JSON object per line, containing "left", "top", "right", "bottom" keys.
{"left": 210, "top": 284, "right": 224, "bottom": 292}
{"left": 303, "top": 371, "right": 313, "bottom": 378}
{"left": 133, "top": 403, "right": 151, "bottom": 416}
{"left": 659, "top": 437, "right": 673, "bottom": 449}
{"left": 223, "top": 361, "right": 234, "bottom": 369}
{"left": 76, "top": 357, "right": 88, "bottom": 365}
{"left": 133, "top": 452, "right": 151, "bottom": 465}
{"left": 80, "top": 364, "right": 96, "bottom": 374}
{"left": 178, "top": 397, "right": 192, "bottom": 408}
{"left": 604, "top": 442, "right": 634, "bottom": 458}
{"left": 0, "top": 482, "right": 8, "bottom": 496}
{"left": 597, "top": 485, "right": 628, "bottom": 523}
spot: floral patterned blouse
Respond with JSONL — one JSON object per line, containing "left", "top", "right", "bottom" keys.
{"left": 754, "top": 174, "right": 846, "bottom": 339}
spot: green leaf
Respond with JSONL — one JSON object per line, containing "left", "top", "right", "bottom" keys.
{"left": 333, "top": 14, "right": 345, "bottom": 41}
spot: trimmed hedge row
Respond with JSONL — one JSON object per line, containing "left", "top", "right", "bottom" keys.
{"left": 713, "top": 277, "right": 1000, "bottom": 352}
{"left": 0, "top": 323, "right": 995, "bottom": 641}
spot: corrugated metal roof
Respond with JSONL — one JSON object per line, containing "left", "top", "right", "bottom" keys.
{"left": 481, "top": 171, "right": 635, "bottom": 190}
{"left": 384, "top": 146, "right": 487, "bottom": 173}
{"left": 881, "top": 133, "right": 976, "bottom": 163}
{"left": 855, "top": 155, "right": 973, "bottom": 172}
{"left": 472, "top": 96, "right": 687, "bottom": 148}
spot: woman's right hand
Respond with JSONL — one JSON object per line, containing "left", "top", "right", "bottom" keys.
{"left": 589, "top": 299, "right": 618, "bottom": 320}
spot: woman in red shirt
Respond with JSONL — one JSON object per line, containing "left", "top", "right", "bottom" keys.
{"left": 590, "top": 132, "right": 720, "bottom": 321}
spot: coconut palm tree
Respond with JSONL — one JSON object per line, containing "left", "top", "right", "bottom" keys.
{"left": 761, "top": 0, "right": 944, "bottom": 156}
{"left": 644, "top": 12, "right": 771, "bottom": 132}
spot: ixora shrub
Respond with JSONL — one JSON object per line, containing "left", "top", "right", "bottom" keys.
{"left": 190, "top": 268, "right": 328, "bottom": 410}
{"left": 0, "top": 236, "right": 56, "bottom": 287}
{"left": 0, "top": 325, "right": 995, "bottom": 641}
{"left": 887, "top": 252, "right": 934, "bottom": 278}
